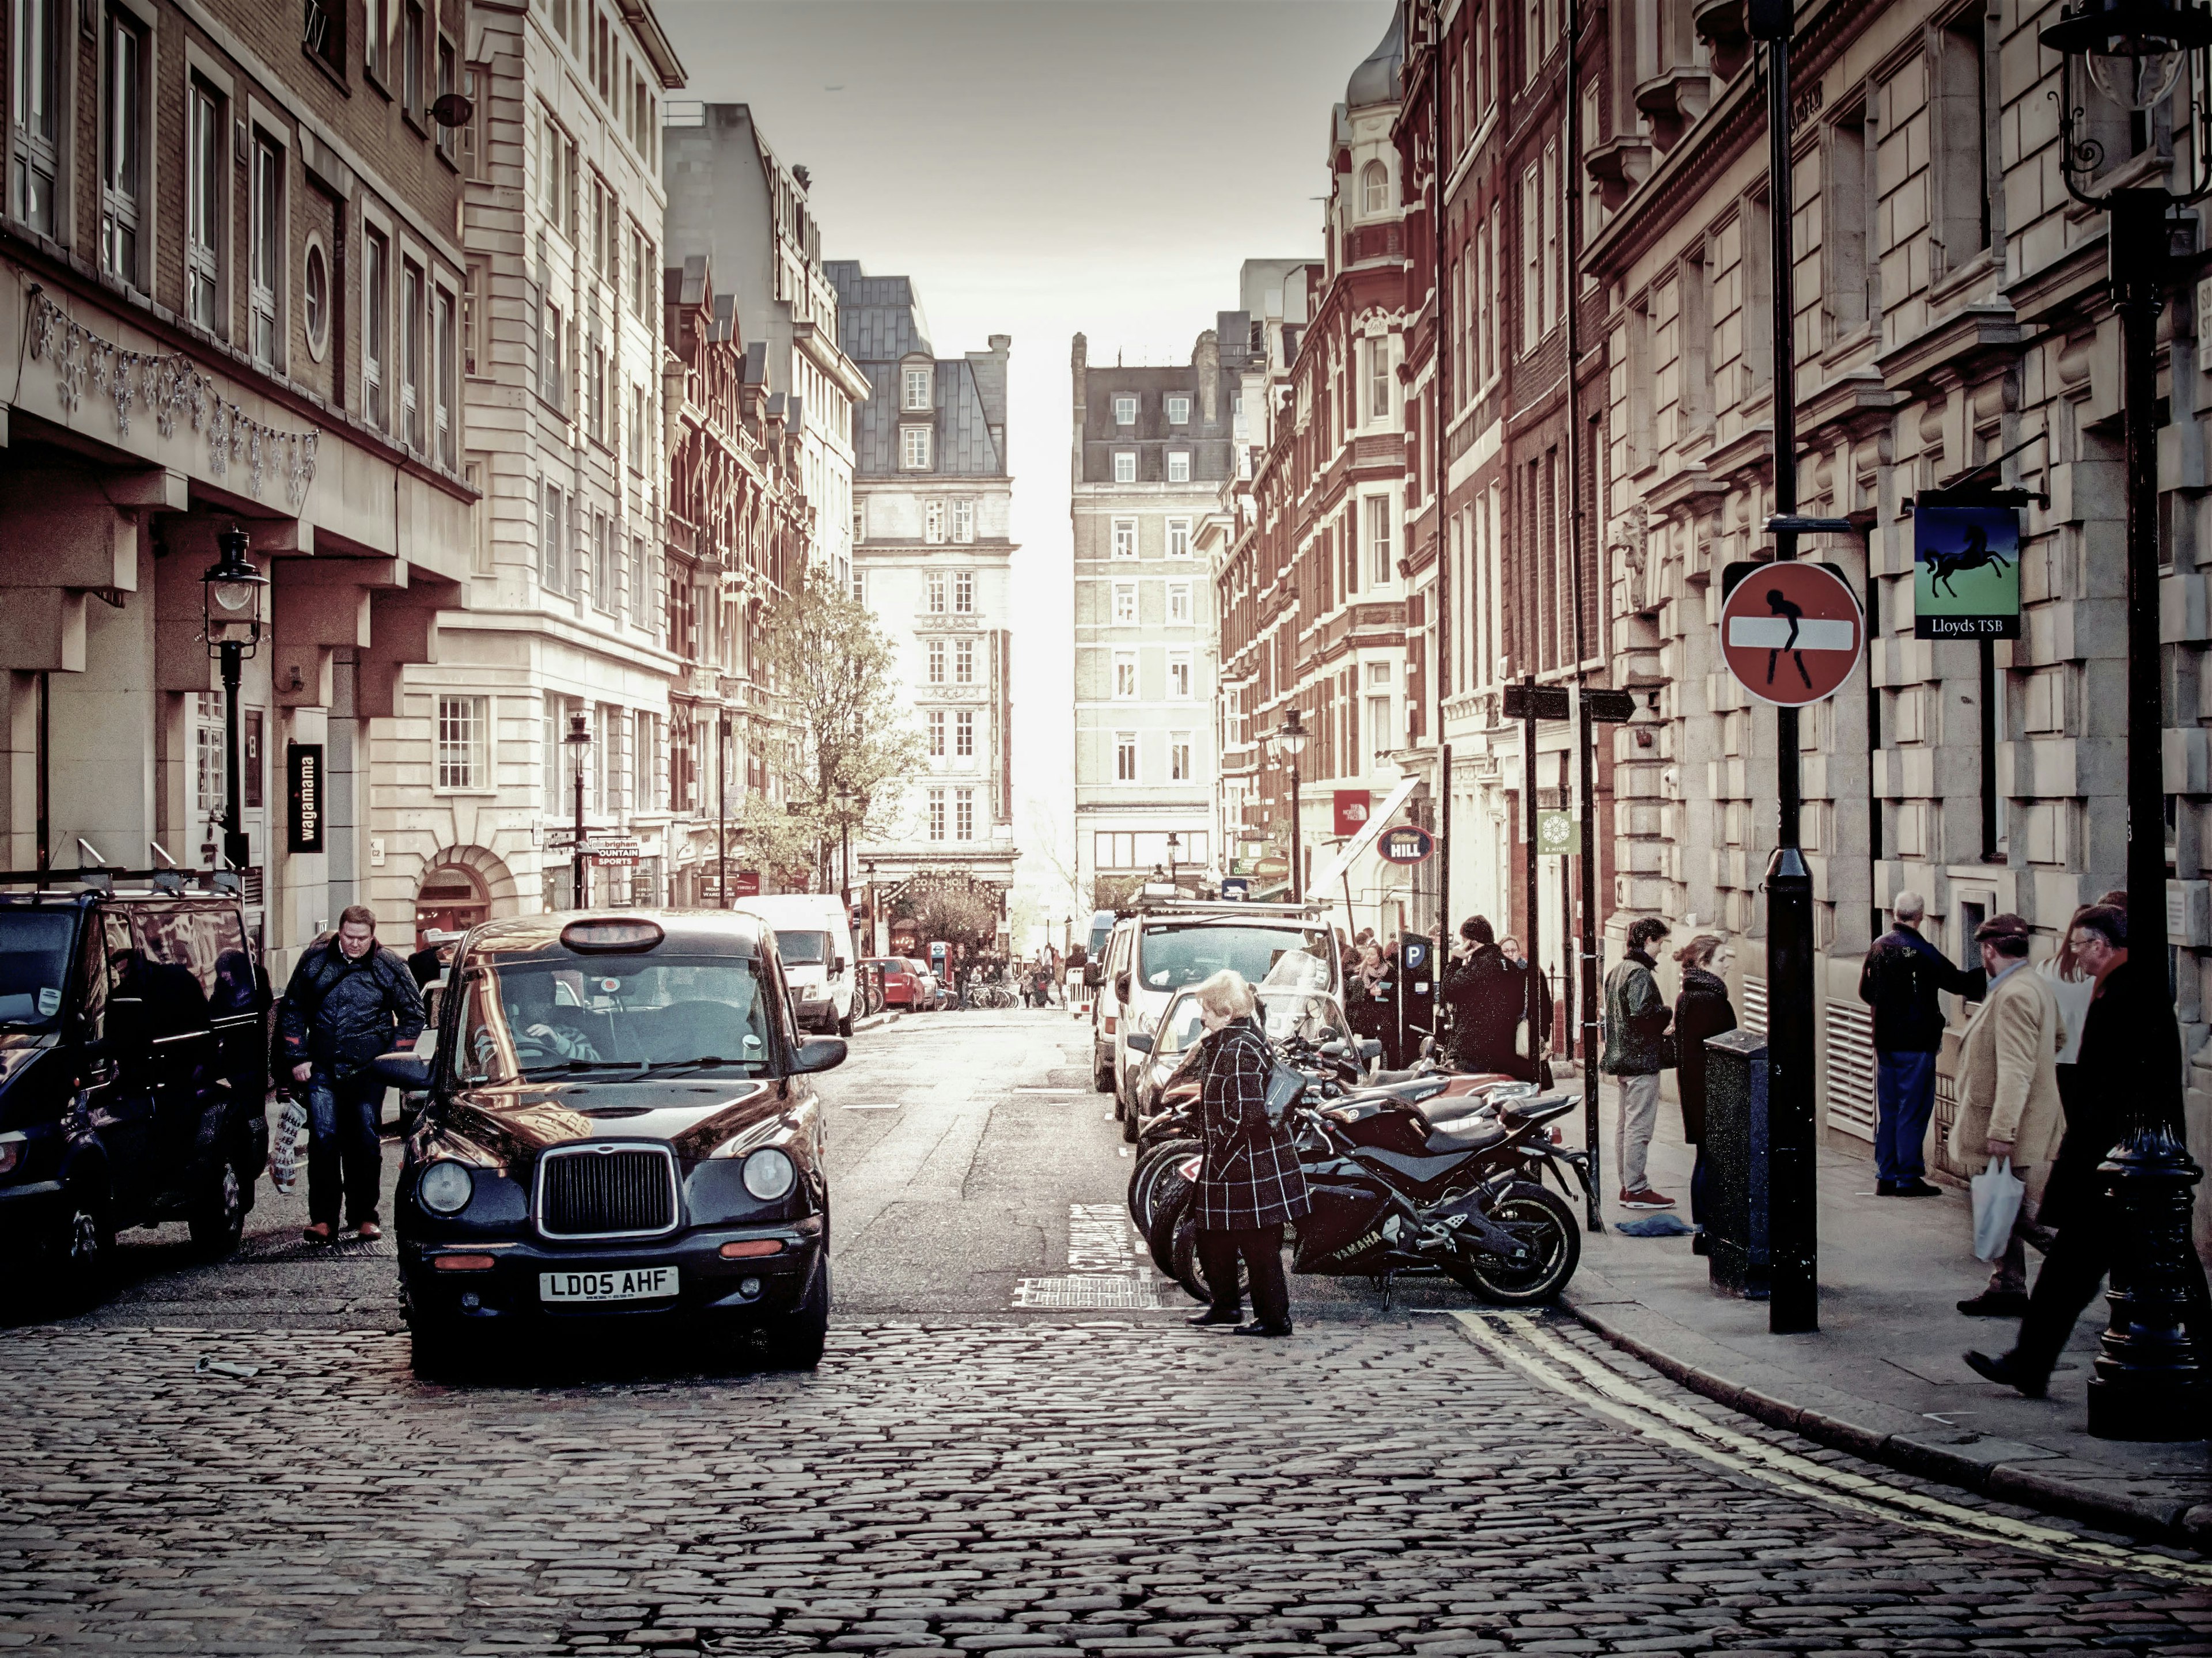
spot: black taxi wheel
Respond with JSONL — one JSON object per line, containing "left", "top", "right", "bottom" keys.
{"left": 408, "top": 1315, "right": 486, "bottom": 1382}
{"left": 188, "top": 1160, "right": 247, "bottom": 1259}
{"left": 759, "top": 1257, "right": 829, "bottom": 1371}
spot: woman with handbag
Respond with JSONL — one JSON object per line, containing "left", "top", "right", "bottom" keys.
{"left": 1671, "top": 934, "right": 1737, "bottom": 1249}
{"left": 1188, "top": 969, "right": 1310, "bottom": 1338}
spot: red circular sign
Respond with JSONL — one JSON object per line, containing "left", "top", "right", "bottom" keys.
{"left": 1719, "top": 561, "right": 1864, "bottom": 708}
{"left": 1378, "top": 826, "right": 1434, "bottom": 865}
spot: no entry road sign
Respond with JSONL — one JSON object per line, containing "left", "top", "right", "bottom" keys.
{"left": 1719, "top": 560, "right": 1863, "bottom": 708}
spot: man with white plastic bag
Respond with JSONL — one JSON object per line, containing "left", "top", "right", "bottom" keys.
{"left": 1949, "top": 913, "right": 2066, "bottom": 1318}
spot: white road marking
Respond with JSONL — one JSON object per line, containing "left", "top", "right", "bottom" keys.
{"left": 1726, "top": 616, "right": 1857, "bottom": 651}
{"left": 842, "top": 1102, "right": 903, "bottom": 1111}
{"left": 1448, "top": 1311, "right": 2212, "bottom": 1585}
{"left": 1014, "top": 1202, "right": 1173, "bottom": 1311}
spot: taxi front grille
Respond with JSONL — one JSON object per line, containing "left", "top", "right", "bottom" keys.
{"left": 537, "top": 1145, "right": 678, "bottom": 1239}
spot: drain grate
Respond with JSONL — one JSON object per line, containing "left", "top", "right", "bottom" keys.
{"left": 1012, "top": 1275, "right": 1175, "bottom": 1311}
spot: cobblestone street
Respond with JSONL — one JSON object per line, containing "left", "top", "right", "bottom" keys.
{"left": 7, "top": 1013, "right": 2212, "bottom": 1653}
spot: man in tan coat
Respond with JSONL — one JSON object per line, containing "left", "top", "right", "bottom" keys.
{"left": 1950, "top": 913, "right": 2067, "bottom": 1318}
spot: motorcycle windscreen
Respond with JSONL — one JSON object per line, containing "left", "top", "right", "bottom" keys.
{"left": 1290, "top": 1179, "right": 1396, "bottom": 1274}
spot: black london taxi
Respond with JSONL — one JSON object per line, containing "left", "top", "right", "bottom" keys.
{"left": 0, "top": 867, "right": 268, "bottom": 1307}
{"left": 373, "top": 910, "right": 844, "bottom": 1376}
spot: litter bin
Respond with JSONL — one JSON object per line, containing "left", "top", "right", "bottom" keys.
{"left": 1702, "top": 1027, "right": 1770, "bottom": 1299}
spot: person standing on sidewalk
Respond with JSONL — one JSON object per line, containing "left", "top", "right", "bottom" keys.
{"left": 1671, "top": 934, "right": 1737, "bottom": 1246}
{"left": 276, "top": 905, "right": 425, "bottom": 1244}
{"left": 1602, "top": 916, "right": 1675, "bottom": 1212}
{"left": 1858, "top": 891, "right": 1986, "bottom": 1197}
{"left": 1965, "top": 904, "right": 2156, "bottom": 1391}
{"left": 1187, "top": 969, "right": 1308, "bottom": 1338}
{"left": 1441, "top": 917, "right": 1547, "bottom": 1081}
{"left": 1950, "top": 913, "right": 2066, "bottom": 1318}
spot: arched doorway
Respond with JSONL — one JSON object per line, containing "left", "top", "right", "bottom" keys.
{"left": 415, "top": 863, "right": 490, "bottom": 947}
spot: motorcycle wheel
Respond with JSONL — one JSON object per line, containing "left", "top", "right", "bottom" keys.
{"left": 1169, "top": 1204, "right": 1249, "bottom": 1307}
{"left": 1446, "top": 1182, "right": 1581, "bottom": 1306}
{"left": 1128, "top": 1137, "right": 1199, "bottom": 1236}
{"left": 1144, "top": 1178, "right": 1197, "bottom": 1284}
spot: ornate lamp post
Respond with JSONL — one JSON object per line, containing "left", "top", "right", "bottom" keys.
{"left": 200, "top": 528, "right": 267, "bottom": 873}
{"left": 566, "top": 712, "right": 590, "bottom": 909}
{"left": 716, "top": 714, "right": 731, "bottom": 909}
{"left": 835, "top": 781, "right": 860, "bottom": 910}
{"left": 1275, "top": 708, "right": 1308, "bottom": 902}
{"left": 1165, "top": 831, "right": 1181, "bottom": 888}
{"left": 2043, "top": 0, "right": 2212, "bottom": 1439}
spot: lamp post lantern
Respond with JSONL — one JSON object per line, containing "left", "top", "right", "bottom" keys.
{"left": 835, "top": 782, "right": 860, "bottom": 910}
{"left": 566, "top": 712, "right": 590, "bottom": 908}
{"left": 2040, "top": 0, "right": 2212, "bottom": 1440}
{"left": 1165, "top": 830, "right": 1180, "bottom": 888}
{"left": 200, "top": 528, "right": 267, "bottom": 873}
{"left": 1276, "top": 708, "right": 1308, "bottom": 902}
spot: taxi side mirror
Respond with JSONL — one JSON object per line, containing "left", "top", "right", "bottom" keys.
{"left": 792, "top": 1036, "right": 847, "bottom": 1075}
{"left": 371, "top": 1052, "right": 432, "bottom": 1091}
{"left": 1124, "top": 1031, "right": 1153, "bottom": 1055}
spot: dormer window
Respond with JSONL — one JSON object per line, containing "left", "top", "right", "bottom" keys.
{"left": 1166, "top": 394, "right": 1191, "bottom": 425}
{"left": 903, "top": 362, "right": 933, "bottom": 411}
{"left": 1113, "top": 394, "right": 1137, "bottom": 425}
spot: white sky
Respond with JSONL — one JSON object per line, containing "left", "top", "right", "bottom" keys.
{"left": 659, "top": 0, "right": 1397, "bottom": 936}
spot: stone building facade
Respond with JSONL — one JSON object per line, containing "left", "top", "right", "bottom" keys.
{"left": 1070, "top": 329, "right": 1252, "bottom": 908}
{"left": 831, "top": 262, "right": 1017, "bottom": 916}
{"left": 0, "top": 0, "right": 474, "bottom": 972}
{"left": 662, "top": 103, "right": 868, "bottom": 593}
{"left": 370, "top": 0, "right": 684, "bottom": 941}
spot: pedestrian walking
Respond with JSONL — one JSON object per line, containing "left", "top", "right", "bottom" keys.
{"left": 1440, "top": 916, "right": 1549, "bottom": 1081}
{"left": 275, "top": 904, "right": 425, "bottom": 1244}
{"left": 1671, "top": 933, "right": 1737, "bottom": 1249}
{"left": 1601, "top": 916, "right": 1675, "bottom": 1211}
{"left": 1858, "top": 890, "right": 1986, "bottom": 1196}
{"left": 1964, "top": 903, "right": 2160, "bottom": 1390}
{"left": 1950, "top": 913, "right": 2066, "bottom": 1318}
{"left": 1187, "top": 968, "right": 1309, "bottom": 1338}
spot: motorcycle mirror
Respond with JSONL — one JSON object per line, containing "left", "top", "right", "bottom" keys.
{"left": 1358, "top": 1038, "right": 1382, "bottom": 1061}
{"left": 1318, "top": 1039, "right": 1346, "bottom": 1057}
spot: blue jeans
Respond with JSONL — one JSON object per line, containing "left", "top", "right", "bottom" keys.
{"left": 1874, "top": 1050, "right": 1938, "bottom": 1183}
{"left": 306, "top": 1070, "right": 384, "bottom": 1228}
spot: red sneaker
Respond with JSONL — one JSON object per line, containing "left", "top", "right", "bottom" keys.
{"left": 1619, "top": 1187, "right": 1676, "bottom": 1211}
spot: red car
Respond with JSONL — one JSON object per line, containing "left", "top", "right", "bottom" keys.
{"left": 869, "top": 957, "right": 921, "bottom": 1010}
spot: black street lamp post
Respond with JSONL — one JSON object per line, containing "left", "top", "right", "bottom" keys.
{"left": 2041, "top": 0, "right": 2212, "bottom": 1440}
{"left": 716, "top": 715, "right": 731, "bottom": 909}
{"left": 1277, "top": 708, "right": 1308, "bottom": 902}
{"left": 566, "top": 712, "right": 590, "bottom": 909}
{"left": 200, "top": 528, "right": 267, "bottom": 873}
{"left": 835, "top": 783, "right": 861, "bottom": 912}
{"left": 1166, "top": 831, "right": 1180, "bottom": 888}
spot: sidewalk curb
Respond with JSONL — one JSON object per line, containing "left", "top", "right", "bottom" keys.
{"left": 1560, "top": 1283, "right": 2212, "bottom": 1550}
{"left": 851, "top": 1010, "right": 902, "bottom": 1034}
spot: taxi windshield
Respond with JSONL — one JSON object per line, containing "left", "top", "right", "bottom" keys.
{"left": 455, "top": 953, "right": 778, "bottom": 1082}
{"left": 1154, "top": 993, "right": 1207, "bottom": 1059}
{"left": 0, "top": 909, "right": 78, "bottom": 1028}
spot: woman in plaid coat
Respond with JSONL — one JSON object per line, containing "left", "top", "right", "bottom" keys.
{"left": 1190, "top": 970, "right": 1309, "bottom": 1338}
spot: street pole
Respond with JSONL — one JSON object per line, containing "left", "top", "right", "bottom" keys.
{"left": 839, "top": 813, "right": 853, "bottom": 912}
{"left": 218, "top": 639, "right": 246, "bottom": 871}
{"left": 2087, "top": 188, "right": 2209, "bottom": 1438}
{"left": 1753, "top": 5, "right": 1818, "bottom": 1335}
{"left": 717, "top": 715, "right": 729, "bottom": 909}
{"left": 1290, "top": 761, "right": 1302, "bottom": 903}
{"left": 1520, "top": 674, "right": 1541, "bottom": 1095}
{"left": 569, "top": 712, "right": 589, "bottom": 909}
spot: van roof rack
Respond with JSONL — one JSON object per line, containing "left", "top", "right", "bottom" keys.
{"left": 1115, "top": 897, "right": 1320, "bottom": 920}
{"left": 0, "top": 867, "right": 242, "bottom": 897}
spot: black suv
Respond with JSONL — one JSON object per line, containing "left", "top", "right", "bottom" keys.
{"left": 0, "top": 870, "right": 268, "bottom": 1306}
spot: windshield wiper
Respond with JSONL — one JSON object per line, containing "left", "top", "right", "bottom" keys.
{"left": 638, "top": 1056, "right": 764, "bottom": 1079}
{"left": 516, "top": 1058, "right": 644, "bottom": 1078}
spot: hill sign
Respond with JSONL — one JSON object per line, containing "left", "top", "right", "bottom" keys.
{"left": 1377, "top": 825, "right": 1434, "bottom": 865}
{"left": 1719, "top": 560, "right": 1863, "bottom": 708}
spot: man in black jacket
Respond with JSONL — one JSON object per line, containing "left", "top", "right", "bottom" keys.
{"left": 1440, "top": 916, "right": 1550, "bottom": 1082}
{"left": 1966, "top": 905, "right": 2190, "bottom": 1395}
{"left": 1859, "top": 891, "right": 1984, "bottom": 1196}
{"left": 277, "top": 905, "right": 425, "bottom": 1243}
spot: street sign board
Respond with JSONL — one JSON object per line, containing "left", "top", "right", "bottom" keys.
{"left": 1501, "top": 684, "right": 1637, "bottom": 723}
{"left": 1332, "top": 790, "right": 1371, "bottom": 837}
{"left": 1219, "top": 877, "right": 1250, "bottom": 900}
{"left": 286, "top": 745, "right": 323, "bottom": 853}
{"left": 1377, "top": 825, "right": 1434, "bottom": 865}
{"left": 1913, "top": 502, "right": 2021, "bottom": 640}
{"left": 1718, "top": 560, "right": 1863, "bottom": 707}
{"left": 1536, "top": 811, "right": 1580, "bottom": 856}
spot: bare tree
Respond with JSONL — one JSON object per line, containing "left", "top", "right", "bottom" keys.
{"left": 757, "top": 567, "right": 923, "bottom": 889}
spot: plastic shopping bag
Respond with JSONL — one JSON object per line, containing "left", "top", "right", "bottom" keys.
{"left": 1971, "top": 1155, "right": 2024, "bottom": 1261}
{"left": 269, "top": 1096, "right": 309, "bottom": 1195}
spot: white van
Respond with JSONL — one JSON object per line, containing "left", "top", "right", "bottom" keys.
{"left": 734, "top": 893, "right": 858, "bottom": 1035}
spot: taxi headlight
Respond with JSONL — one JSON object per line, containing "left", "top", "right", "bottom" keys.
{"left": 417, "top": 1160, "right": 475, "bottom": 1216}
{"left": 743, "top": 1148, "right": 796, "bottom": 1201}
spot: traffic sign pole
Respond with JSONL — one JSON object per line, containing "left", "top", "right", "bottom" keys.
{"left": 1755, "top": 9, "right": 1817, "bottom": 1337}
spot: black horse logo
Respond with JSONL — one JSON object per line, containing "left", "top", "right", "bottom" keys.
{"left": 1926, "top": 523, "right": 2013, "bottom": 598}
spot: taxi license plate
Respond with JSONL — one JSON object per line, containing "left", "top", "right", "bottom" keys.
{"left": 539, "top": 1267, "right": 677, "bottom": 1303}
